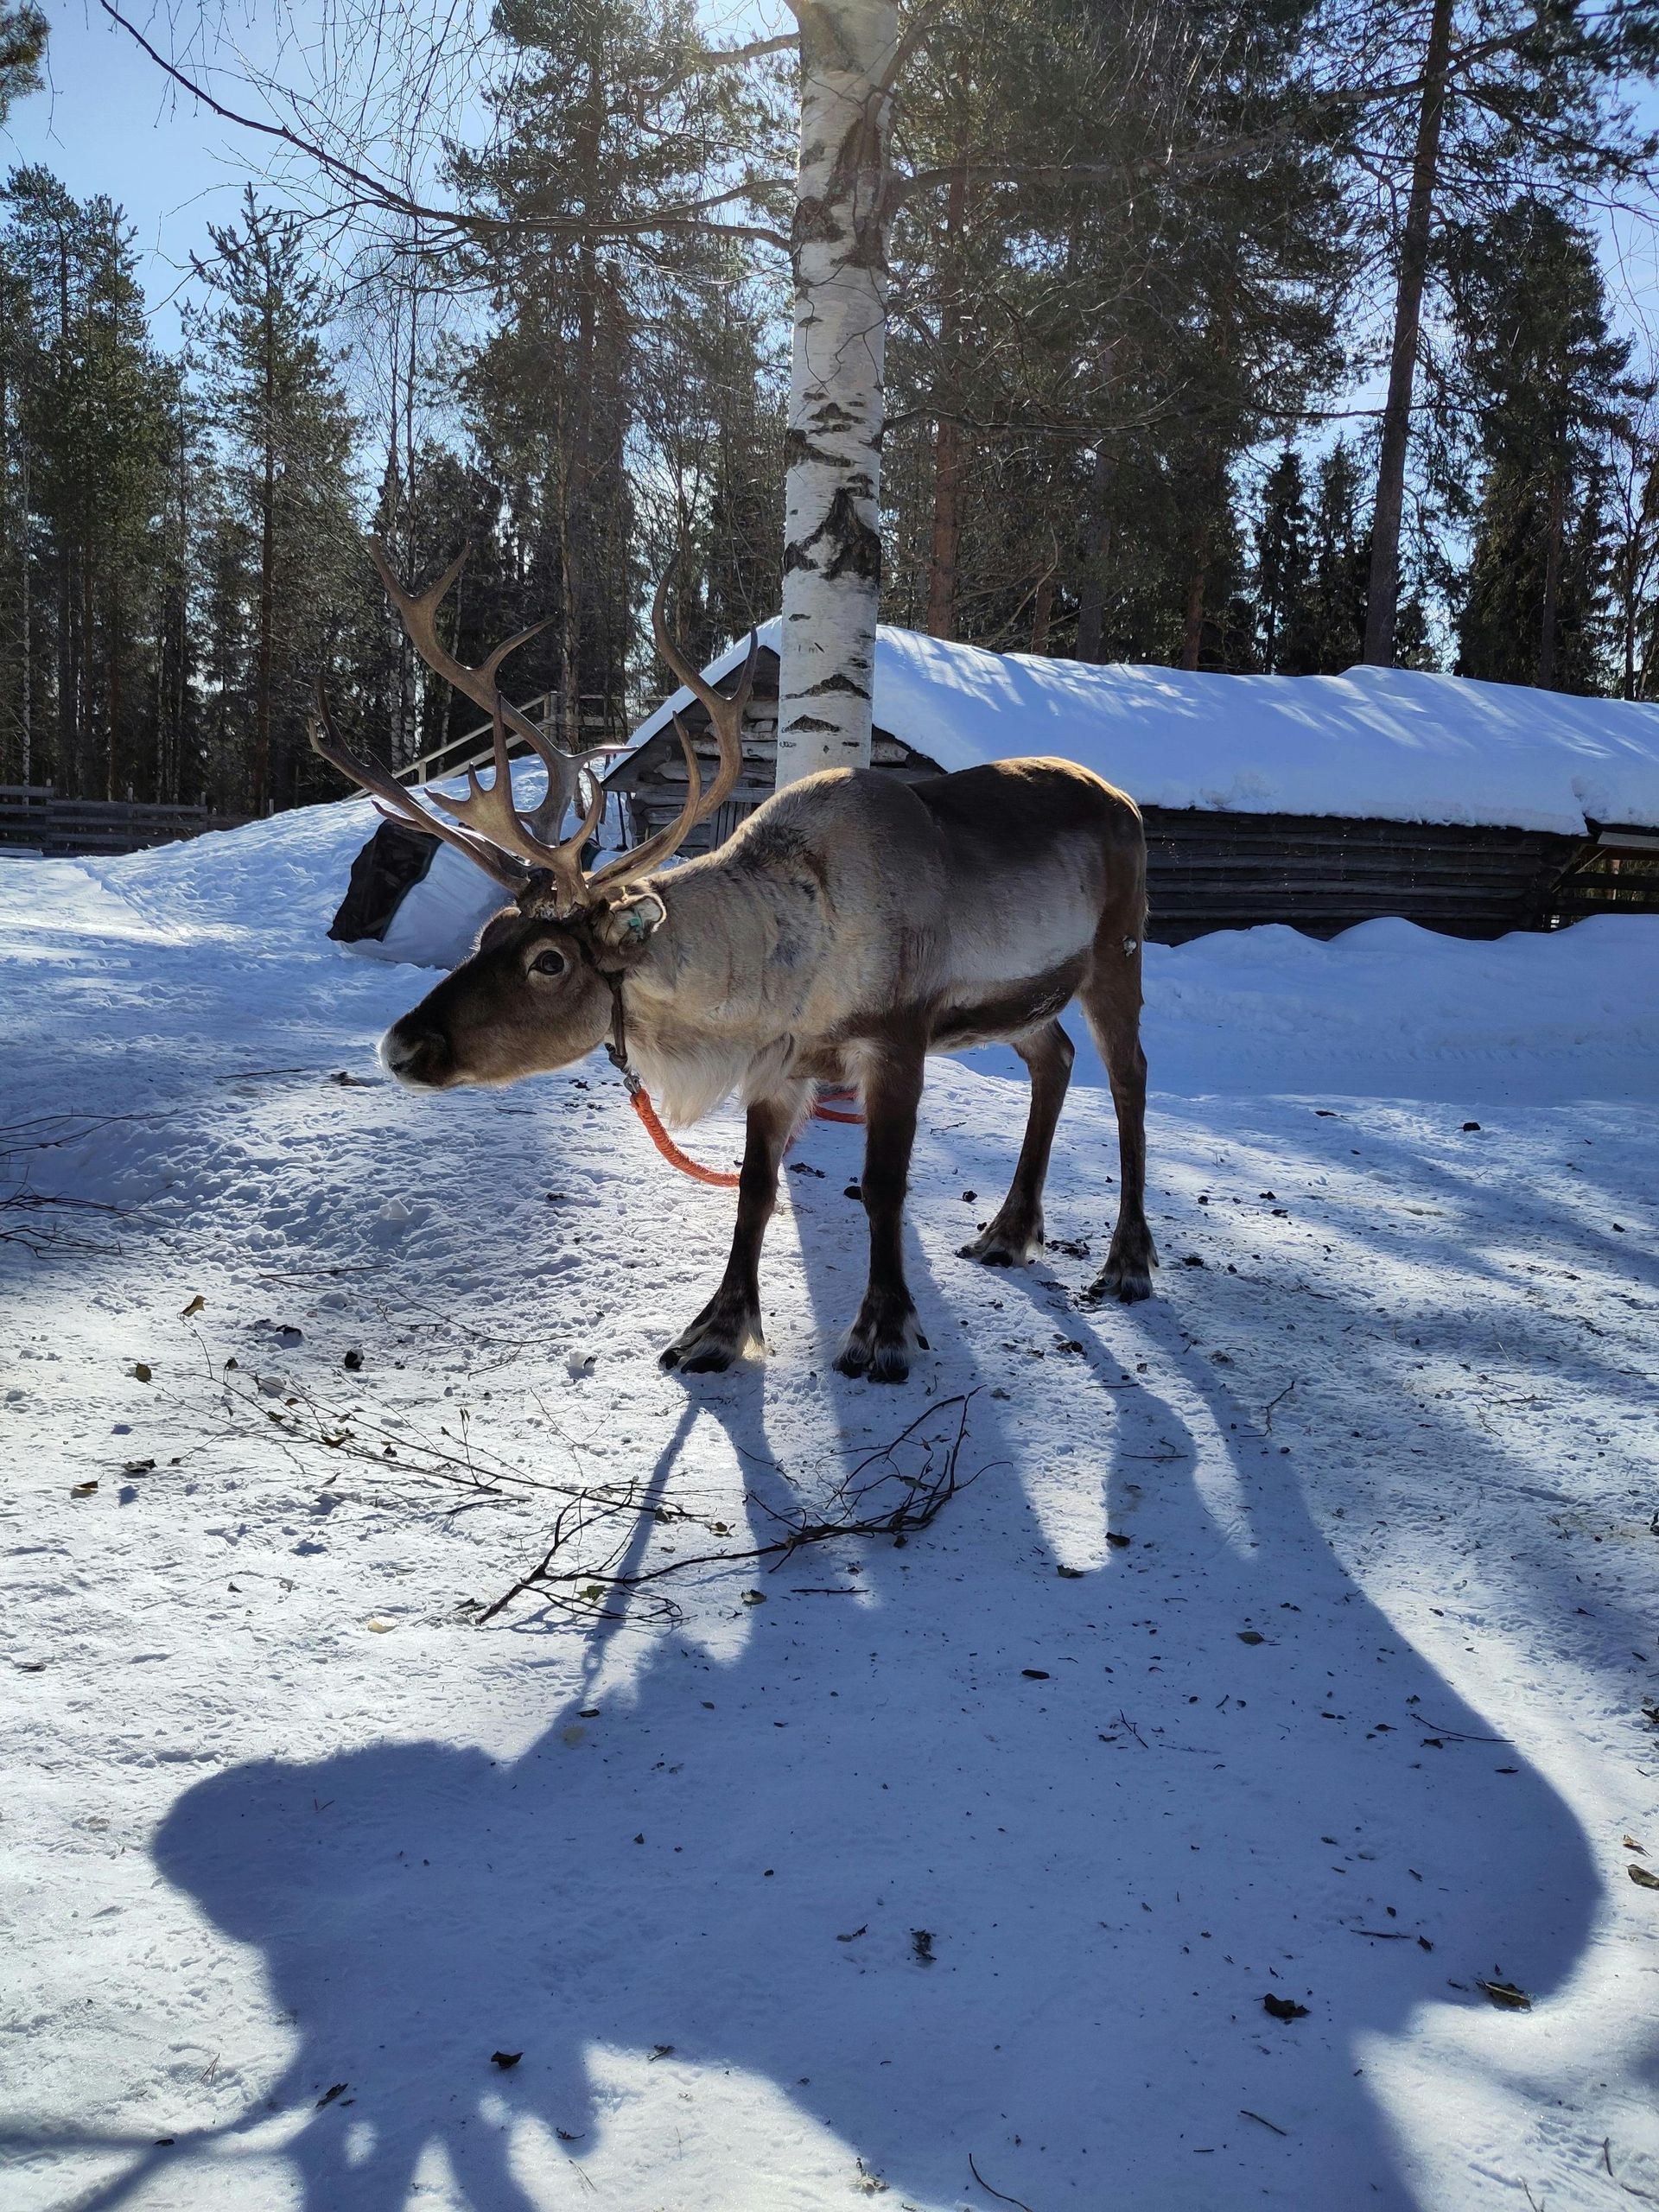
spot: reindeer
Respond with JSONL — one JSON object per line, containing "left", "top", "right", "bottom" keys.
{"left": 311, "top": 545, "right": 1156, "bottom": 1380}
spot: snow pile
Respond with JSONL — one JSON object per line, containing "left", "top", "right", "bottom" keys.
{"left": 633, "top": 620, "right": 1659, "bottom": 833}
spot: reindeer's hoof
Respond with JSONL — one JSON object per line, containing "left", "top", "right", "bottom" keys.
{"left": 1083, "top": 1233, "right": 1158, "bottom": 1306}
{"left": 836, "top": 1303, "right": 927, "bottom": 1382}
{"left": 959, "top": 1214, "right": 1043, "bottom": 1268}
{"left": 660, "top": 1302, "right": 763, "bottom": 1374}
{"left": 663, "top": 1343, "right": 730, "bottom": 1373}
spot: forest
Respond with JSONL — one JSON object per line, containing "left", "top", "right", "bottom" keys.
{"left": 5, "top": 0, "right": 1659, "bottom": 813}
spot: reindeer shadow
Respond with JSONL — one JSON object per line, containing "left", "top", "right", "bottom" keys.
{"left": 70, "top": 1121, "right": 1598, "bottom": 2211}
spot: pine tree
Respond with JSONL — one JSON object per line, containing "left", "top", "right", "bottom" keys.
{"left": 1, "top": 168, "right": 175, "bottom": 795}
{"left": 1255, "top": 450, "right": 1311, "bottom": 672}
{"left": 1446, "top": 198, "right": 1637, "bottom": 692}
{"left": 1352, "top": 0, "right": 1659, "bottom": 664}
{"left": 1280, "top": 442, "right": 1370, "bottom": 674}
{"left": 190, "top": 191, "right": 358, "bottom": 810}
{"left": 0, "top": 5, "right": 44, "bottom": 124}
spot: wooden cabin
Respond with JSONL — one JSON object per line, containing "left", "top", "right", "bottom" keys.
{"left": 603, "top": 632, "right": 1659, "bottom": 941}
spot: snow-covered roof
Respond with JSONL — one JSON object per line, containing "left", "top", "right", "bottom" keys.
{"left": 625, "top": 618, "right": 1659, "bottom": 835}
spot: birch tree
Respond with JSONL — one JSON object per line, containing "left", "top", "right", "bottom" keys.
{"left": 773, "top": 1, "right": 898, "bottom": 780}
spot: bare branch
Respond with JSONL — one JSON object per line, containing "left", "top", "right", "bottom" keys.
{"left": 100, "top": 0, "right": 795, "bottom": 252}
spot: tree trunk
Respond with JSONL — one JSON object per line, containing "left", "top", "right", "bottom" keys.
{"left": 776, "top": 0, "right": 899, "bottom": 785}
{"left": 1030, "top": 572, "right": 1055, "bottom": 655}
{"left": 18, "top": 437, "right": 30, "bottom": 788}
{"left": 1179, "top": 547, "right": 1208, "bottom": 671}
{"left": 1075, "top": 442, "right": 1116, "bottom": 662}
{"left": 1537, "top": 460, "right": 1566, "bottom": 689}
{"left": 925, "top": 161, "right": 967, "bottom": 640}
{"left": 254, "top": 295, "right": 276, "bottom": 817}
{"left": 1363, "top": 0, "right": 1454, "bottom": 667}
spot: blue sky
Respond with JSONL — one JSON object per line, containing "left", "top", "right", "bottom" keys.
{"left": 6, "top": 3, "right": 291, "bottom": 337}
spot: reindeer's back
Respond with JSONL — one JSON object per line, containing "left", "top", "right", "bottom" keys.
{"left": 914, "top": 757, "right": 1141, "bottom": 866}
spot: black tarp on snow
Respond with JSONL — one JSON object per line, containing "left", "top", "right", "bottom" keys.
{"left": 327, "top": 819, "right": 440, "bottom": 943}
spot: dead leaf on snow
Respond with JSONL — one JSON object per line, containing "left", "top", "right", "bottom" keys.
{"left": 1629, "top": 1865, "right": 1659, "bottom": 1891}
{"left": 1476, "top": 1979, "right": 1531, "bottom": 2009}
{"left": 1262, "top": 1993, "right": 1308, "bottom": 2020}
{"left": 180, "top": 1296, "right": 205, "bottom": 1319}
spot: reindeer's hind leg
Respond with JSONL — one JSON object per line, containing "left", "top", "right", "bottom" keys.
{"left": 1080, "top": 922, "right": 1157, "bottom": 1304}
{"left": 836, "top": 1042, "right": 928, "bottom": 1384}
{"left": 960, "top": 1019, "right": 1074, "bottom": 1267}
{"left": 661, "top": 1083, "right": 810, "bottom": 1373}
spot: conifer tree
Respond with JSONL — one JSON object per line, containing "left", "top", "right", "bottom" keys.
{"left": 190, "top": 191, "right": 358, "bottom": 810}
{"left": 1446, "top": 197, "right": 1637, "bottom": 691}
{"left": 1255, "top": 450, "right": 1311, "bottom": 672}
{"left": 1, "top": 168, "right": 175, "bottom": 794}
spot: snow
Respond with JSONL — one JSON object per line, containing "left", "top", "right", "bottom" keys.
{"left": 3, "top": 801, "right": 1658, "bottom": 2212}
{"left": 632, "top": 620, "right": 1659, "bottom": 833}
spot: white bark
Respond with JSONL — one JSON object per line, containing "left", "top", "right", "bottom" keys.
{"left": 774, "top": 0, "right": 899, "bottom": 785}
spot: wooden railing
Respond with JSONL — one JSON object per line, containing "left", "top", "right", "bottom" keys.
{"left": 0, "top": 786, "right": 248, "bottom": 858}
{"left": 397, "top": 695, "right": 619, "bottom": 788}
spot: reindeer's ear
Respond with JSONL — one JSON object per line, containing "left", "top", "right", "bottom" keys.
{"left": 589, "top": 889, "right": 666, "bottom": 961}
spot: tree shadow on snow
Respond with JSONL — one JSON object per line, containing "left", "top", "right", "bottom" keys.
{"left": 51, "top": 1112, "right": 1604, "bottom": 2212}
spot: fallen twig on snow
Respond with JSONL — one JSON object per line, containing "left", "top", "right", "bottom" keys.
{"left": 1262, "top": 1377, "right": 1297, "bottom": 1433}
{"left": 1239, "top": 2108, "right": 1289, "bottom": 2136}
{"left": 480, "top": 1394, "right": 987, "bottom": 1624}
{"left": 0, "top": 1114, "right": 150, "bottom": 1258}
{"left": 968, "top": 2151, "right": 1038, "bottom": 2210}
{"left": 1605, "top": 2139, "right": 1659, "bottom": 2202}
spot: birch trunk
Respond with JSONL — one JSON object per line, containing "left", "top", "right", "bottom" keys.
{"left": 775, "top": 0, "right": 899, "bottom": 786}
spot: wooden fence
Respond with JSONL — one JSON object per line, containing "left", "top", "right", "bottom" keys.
{"left": 0, "top": 787, "right": 247, "bottom": 858}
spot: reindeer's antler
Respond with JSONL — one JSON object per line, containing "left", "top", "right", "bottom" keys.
{"left": 312, "top": 543, "right": 761, "bottom": 914}
{"left": 309, "top": 680, "right": 525, "bottom": 893}
{"left": 586, "top": 569, "right": 758, "bottom": 893}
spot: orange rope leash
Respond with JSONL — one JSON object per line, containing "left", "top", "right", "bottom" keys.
{"left": 626, "top": 1083, "right": 865, "bottom": 1188}
{"left": 628, "top": 1084, "right": 741, "bottom": 1186}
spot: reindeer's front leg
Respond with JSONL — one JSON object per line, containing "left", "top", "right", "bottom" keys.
{"left": 661, "top": 1086, "right": 807, "bottom": 1373}
{"left": 836, "top": 1045, "right": 928, "bottom": 1384}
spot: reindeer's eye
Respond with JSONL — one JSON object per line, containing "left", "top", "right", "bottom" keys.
{"left": 530, "top": 948, "right": 568, "bottom": 978}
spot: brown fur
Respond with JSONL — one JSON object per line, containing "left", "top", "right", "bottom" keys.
{"left": 381, "top": 757, "right": 1155, "bottom": 1377}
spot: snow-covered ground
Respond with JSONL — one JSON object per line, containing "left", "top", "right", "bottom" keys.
{"left": 3, "top": 799, "right": 1657, "bottom": 2212}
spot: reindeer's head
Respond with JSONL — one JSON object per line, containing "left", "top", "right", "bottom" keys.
{"left": 312, "top": 543, "right": 756, "bottom": 1090}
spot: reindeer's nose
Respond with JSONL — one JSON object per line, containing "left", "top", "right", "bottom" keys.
{"left": 381, "top": 1023, "right": 452, "bottom": 1088}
